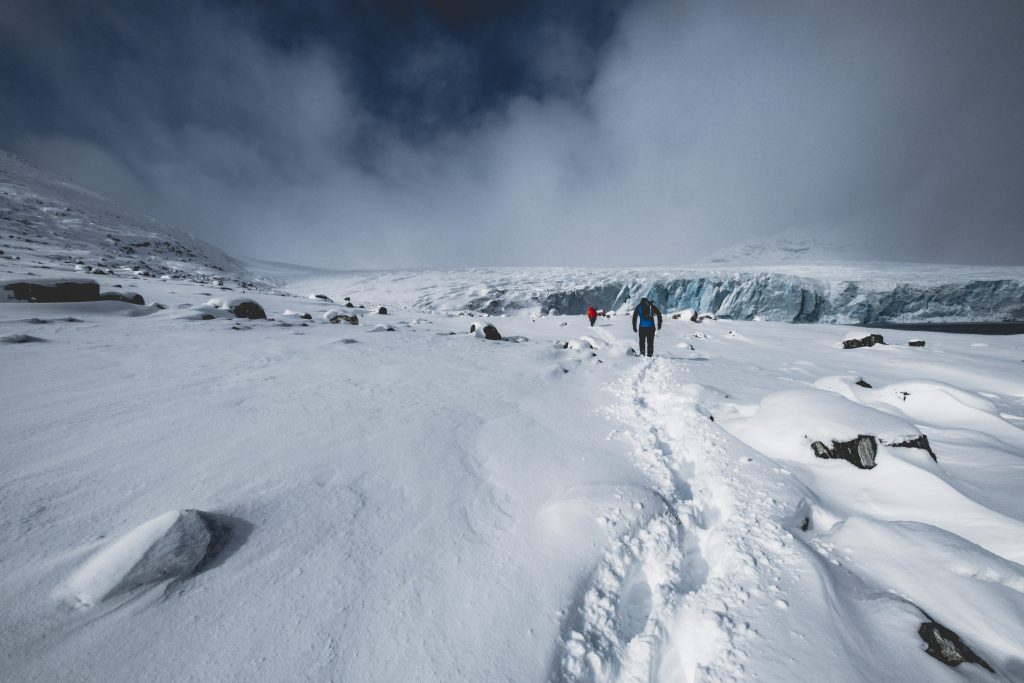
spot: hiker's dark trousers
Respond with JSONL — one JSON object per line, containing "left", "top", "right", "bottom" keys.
{"left": 588, "top": 315, "right": 596, "bottom": 327}
{"left": 638, "top": 327, "right": 655, "bottom": 356}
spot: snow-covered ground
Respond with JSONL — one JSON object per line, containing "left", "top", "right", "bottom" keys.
{"left": 2, "top": 154, "right": 1024, "bottom": 681}
{"left": 3, "top": 267, "right": 1023, "bottom": 681}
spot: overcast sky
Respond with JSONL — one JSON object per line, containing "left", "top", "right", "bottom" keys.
{"left": 2, "top": 0, "right": 1022, "bottom": 268}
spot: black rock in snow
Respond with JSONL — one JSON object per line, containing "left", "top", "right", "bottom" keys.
{"left": 230, "top": 300, "right": 267, "bottom": 320}
{"left": 855, "top": 379, "right": 873, "bottom": 388}
{"left": 842, "top": 334, "right": 885, "bottom": 349}
{"left": 918, "top": 621, "right": 994, "bottom": 673}
{"left": 482, "top": 324, "right": 502, "bottom": 340}
{"left": 909, "top": 339, "right": 926, "bottom": 347}
{"left": 884, "top": 434, "right": 938, "bottom": 462}
{"left": 3, "top": 278, "right": 100, "bottom": 302}
{"left": 811, "top": 435, "right": 878, "bottom": 469}
{"left": 378, "top": 307, "right": 388, "bottom": 315}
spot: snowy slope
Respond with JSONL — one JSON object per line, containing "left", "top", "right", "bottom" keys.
{"left": 0, "top": 151, "right": 264, "bottom": 288}
{"left": 289, "top": 262, "right": 1024, "bottom": 324}
{"left": 2, "top": 155, "right": 1024, "bottom": 682}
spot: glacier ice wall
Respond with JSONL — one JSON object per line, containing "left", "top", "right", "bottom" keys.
{"left": 478, "top": 274, "right": 1024, "bottom": 323}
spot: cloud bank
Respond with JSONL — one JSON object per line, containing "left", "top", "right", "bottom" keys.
{"left": 2, "top": 0, "right": 1022, "bottom": 268}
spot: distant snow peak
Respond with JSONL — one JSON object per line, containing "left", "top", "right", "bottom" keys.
{"left": 701, "top": 230, "right": 870, "bottom": 266}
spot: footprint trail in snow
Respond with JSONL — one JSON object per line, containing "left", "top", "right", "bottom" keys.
{"left": 556, "top": 357, "right": 808, "bottom": 683}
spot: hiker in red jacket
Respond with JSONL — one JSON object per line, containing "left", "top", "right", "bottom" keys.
{"left": 587, "top": 306, "right": 598, "bottom": 327}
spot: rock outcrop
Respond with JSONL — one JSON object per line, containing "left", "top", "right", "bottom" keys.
{"left": 811, "top": 435, "right": 878, "bottom": 469}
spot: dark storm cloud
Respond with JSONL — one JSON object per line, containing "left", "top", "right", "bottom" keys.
{"left": 1, "top": 0, "right": 1022, "bottom": 268}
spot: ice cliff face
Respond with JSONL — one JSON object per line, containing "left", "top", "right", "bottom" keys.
{"left": 535, "top": 273, "right": 1024, "bottom": 324}
{"left": 290, "top": 265, "right": 1024, "bottom": 324}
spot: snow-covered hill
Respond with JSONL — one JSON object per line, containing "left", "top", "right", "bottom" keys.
{"left": 288, "top": 262, "right": 1024, "bottom": 324}
{"left": 0, "top": 151, "right": 263, "bottom": 288}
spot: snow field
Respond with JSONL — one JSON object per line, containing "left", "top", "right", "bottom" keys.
{"left": 1, "top": 270, "right": 1023, "bottom": 681}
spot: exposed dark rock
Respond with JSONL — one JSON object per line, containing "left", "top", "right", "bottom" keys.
{"left": 800, "top": 517, "right": 810, "bottom": 531}
{"left": 100, "top": 291, "right": 145, "bottom": 305}
{"left": 340, "top": 314, "right": 358, "bottom": 325}
{"left": 345, "top": 302, "right": 354, "bottom": 308}
{"left": 378, "top": 306, "right": 388, "bottom": 315}
{"left": 919, "top": 621, "right": 994, "bottom": 673}
{"left": 909, "top": 340, "right": 926, "bottom": 347}
{"left": 811, "top": 435, "right": 877, "bottom": 469}
{"left": 482, "top": 323, "right": 502, "bottom": 340}
{"left": 230, "top": 300, "right": 266, "bottom": 320}
{"left": 67, "top": 509, "right": 235, "bottom": 605}
{"left": 885, "top": 435, "right": 937, "bottom": 462}
{"left": 842, "top": 334, "right": 885, "bottom": 349}
{"left": 314, "top": 294, "right": 333, "bottom": 302}
{"left": 855, "top": 379, "right": 873, "bottom": 388}
{"left": 1, "top": 333, "right": 46, "bottom": 343}
{"left": 344, "top": 297, "right": 350, "bottom": 301}
{"left": 3, "top": 278, "right": 100, "bottom": 302}
{"left": 470, "top": 324, "right": 477, "bottom": 333}
{"left": 300, "top": 313, "right": 312, "bottom": 320}
{"left": 201, "top": 314, "right": 215, "bottom": 320}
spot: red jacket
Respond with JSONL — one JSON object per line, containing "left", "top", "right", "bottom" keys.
{"left": 587, "top": 307, "right": 597, "bottom": 318}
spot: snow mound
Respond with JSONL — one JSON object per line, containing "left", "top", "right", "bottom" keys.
{"left": 61, "top": 510, "right": 230, "bottom": 607}
{"left": 723, "top": 389, "right": 921, "bottom": 463}
{"left": 206, "top": 298, "right": 266, "bottom": 320}
{"left": 824, "top": 516, "right": 1024, "bottom": 670}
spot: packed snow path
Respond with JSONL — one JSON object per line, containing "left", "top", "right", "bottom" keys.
{"left": 558, "top": 357, "right": 811, "bottom": 682}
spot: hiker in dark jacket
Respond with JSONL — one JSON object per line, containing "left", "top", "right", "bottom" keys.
{"left": 631, "top": 297, "right": 663, "bottom": 357}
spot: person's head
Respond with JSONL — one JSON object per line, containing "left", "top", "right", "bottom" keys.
{"left": 640, "top": 297, "right": 649, "bottom": 306}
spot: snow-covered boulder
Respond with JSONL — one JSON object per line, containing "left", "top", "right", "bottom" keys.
{"left": 367, "top": 323, "right": 396, "bottom": 332}
{"left": 1, "top": 333, "right": 46, "bottom": 344}
{"left": 672, "top": 308, "right": 697, "bottom": 321}
{"left": 2, "top": 278, "right": 101, "bottom": 303}
{"left": 62, "top": 510, "right": 230, "bottom": 606}
{"left": 206, "top": 297, "right": 266, "bottom": 320}
{"left": 723, "top": 389, "right": 924, "bottom": 469}
{"left": 99, "top": 291, "right": 145, "bottom": 305}
{"left": 909, "top": 339, "right": 926, "bottom": 347}
{"left": 174, "top": 304, "right": 233, "bottom": 321}
{"left": 324, "top": 309, "right": 358, "bottom": 324}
